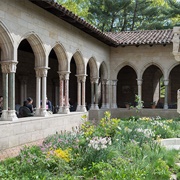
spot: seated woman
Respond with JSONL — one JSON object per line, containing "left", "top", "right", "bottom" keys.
{"left": 25, "top": 97, "right": 34, "bottom": 113}
{"left": 19, "top": 99, "right": 34, "bottom": 118}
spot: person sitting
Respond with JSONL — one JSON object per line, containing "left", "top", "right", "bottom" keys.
{"left": 46, "top": 97, "right": 53, "bottom": 112}
{"left": 25, "top": 97, "right": 34, "bottom": 113}
{"left": 18, "top": 100, "right": 34, "bottom": 118}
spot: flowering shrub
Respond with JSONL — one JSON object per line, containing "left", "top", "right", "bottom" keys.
{"left": 88, "top": 136, "right": 111, "bottom": 150}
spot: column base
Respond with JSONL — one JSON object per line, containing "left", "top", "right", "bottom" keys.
{"left": 81, "top": 105, "right": 87, "bottom": 112}
{"left": 101, "top": 103, "right": 107, "bottom": 109}
{"left": 35, "top": 108, "right": 41, "bottom": 116}
{"left": 1, "top": 110, "right": 18, "bottom": 121}
{"left": 89, "top": 104, "right": 95, "bottom": 110}
{"left": 64, "top": 106, "right": 70, "bottom": 114}
{"left": 76, "top": 105, "right": 82, "bottom": 112}
{"left": 111, "top": 104, "right": 117, "bottom": 109}
{"left": 94, "top": 104, "right": 99, "bottom": 110}
{"left": 57, "top": 106, "right": 64, "bottom": 114}
{"left": 164, "top": 104, "right": 168, "bottom": 110}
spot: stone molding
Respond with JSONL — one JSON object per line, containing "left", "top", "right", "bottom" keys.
{"left": 90, "top": 77, "right": 99, "bottom": 84}
{"left": 0, "top": 61, "right": 18, "bottom": 73}
{"left": 35, "top": 67, "right": 49, "bottom": 77}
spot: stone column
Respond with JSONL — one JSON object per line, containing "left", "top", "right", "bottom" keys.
{"left": 35, "top": 69, "right": 41, "bottom": 116}
{"left": 94, "top": 78, "right": 99, "bottom": 110}
{"left": 105, "top": 80, "right": 110, "bottom": 108}
{"left": 64, "top": 72, "right": 70, "bottom": 114}
{"left": 101, "top": 79, "right": 106, "bottom": 109}
{"left": 1, "top": 73, "right": 8, "bottom": 120}
{"left": 137, "top": 79, "right": 143, "bottom": 102}
{"left": 41, "top": 68, "right": 49, "bottom": 116}
{"left": 90, "top": 79, "right": 94, "bottom": 109}
{"left": 76, "top": 76, "right": 82, "bottom": 111}
{"left": 81, "top": 75, "right": 87, "bottom": 112}
{"left": 164, "top": 79, "right": 169, "bottom": 109}
{"left": 1, "top": 61, "right": 18, "bottom": 121}
{"left": 58, "top": 73, "right": 64, "bottom": 113}
{"left": 177, "top": 89, "right": 180, "bottom": 114}
{"left": 19, "top": 76, "right": 28, "bottom": 105}
{"left": 111, "top": 80, "right": 118, "bottom": 109}
{"left": 35, "top": 67, "right": 49, "bottom": 117}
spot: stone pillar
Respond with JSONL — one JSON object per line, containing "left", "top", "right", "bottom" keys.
{"left": 164, "top": 79, "right": 169, "bottom": 109}
{"left": 0, "top": 61, "right": 18, "bottom": 121}
{"left": 19, "top": 76, "right": 28, "bottom": 105}
{"left": 101, "top": 79, "right": 106, "bottom": 109}
{"left": 41, "top": 75, "right": 47, "bottom": 116}
{"left": 105, "top": 80, "right": 110, "bottom": 108}
{"left": 76, "top": 76, "right": 82, "bottom": 111}
{"left": 58, "top": 73, "right": 64, "bottom": 113}
{"left": 90, "top": 79, "right": 94, "bottom": 109}
{"left": 177, "top": 89, "right": 180, "bottom": 114}
{"left": 111, "top": 80, "right": 118, "bottom": 109}
{"left": 81, "top": 75, "right": 87, "bottom": 112}
{"left": 76, "top": 74, "right": 87, "bottom": 112}
{"left": 35, "top": 67, "right": 49, "bottom": 117}
{"left": 64, "top": 72, "right": 70, "bottom": 114}
{"left": 137, "top": 79, "right": 143, "bottom": 102}
{"left": 94, "top": 78, "right": 99, "bottom": 110}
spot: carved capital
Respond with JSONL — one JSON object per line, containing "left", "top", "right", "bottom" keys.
{"left": 1, "top": 61, "right": 18, "bottom": 73}
{"left": 101, "top": 79, "right": 108, "bottom": 85}
{"left": 137, "top": 79, "right": 143, "bottom": 86}
{"left": 35, "top": 67, "right": 49, "bottom": 77}
{"left": 58, "top": 71, "right": 70, "bottom": 80}
{"left": 76, "top": 74, "right": 86, "bottom": 83}
{"left": 111, "top": 80, "right": 118, "bottom": 86}
{"left": 90, "top": 77, "right": 99, "bottom": 84}
{"left": 164, "top": 79, "right": 169, "bottom": 86}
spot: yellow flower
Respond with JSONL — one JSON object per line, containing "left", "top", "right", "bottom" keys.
{"left": 53, "top": 148, "right": 71, "bottom": 162}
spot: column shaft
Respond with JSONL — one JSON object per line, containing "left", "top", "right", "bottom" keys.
{"left": 3, "top": 73, "right": 8, "bottom": 110}
{"left": 9, "top": 73, "right": 15, "bottom": 110}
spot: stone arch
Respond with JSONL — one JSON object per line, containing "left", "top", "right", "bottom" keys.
{"left": 0, "top": 21, "right": 14, "bottom": 60}
{"left": 87, "top": 57, "right": 98, "bottom": 78}
{"left": 100, "top": 61, "right": 108, "bottom": 79}
{"left": 73, "top": 51, "right": 85, "bottom": 75}
{"left": 142, "top": 63, "right": 164, "bottom": 108}
{"left": 140, "top": 62, "right": 164, "bottom": 79}
{"left": 51, "top": 42, "right": 68, "bottom": 72}
{"left": 18, "top": 31, "right": 46, "bottom": 67}
{"left": 114, "top": 61, "right": 138, "bottom": 79}
{"left": 117, "top": 65, "right": 137, "bottom": 108}
{"left": 167, "top": 62, "right": 180, "bottom": 79}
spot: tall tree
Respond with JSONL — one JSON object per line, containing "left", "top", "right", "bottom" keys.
{"left": 57, "top": 0, "right": 180, "bottom": 31}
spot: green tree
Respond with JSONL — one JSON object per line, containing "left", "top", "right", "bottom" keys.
{"left": 57, "top": 0, "right": 90, "bottom": 19}
{"left": 56, "top": 0, "right": 180, "bottom": 31}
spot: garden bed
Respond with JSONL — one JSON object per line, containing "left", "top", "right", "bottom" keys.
{"left": 0, "top": 112, "right": 180, "bottom": 180}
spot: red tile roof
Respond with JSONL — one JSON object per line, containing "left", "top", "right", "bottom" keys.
{"left": 28, "top": 0, "right": 173, "bottom": 47}
{"left": 106, "top": 30, "right": 173, "bottom": 46}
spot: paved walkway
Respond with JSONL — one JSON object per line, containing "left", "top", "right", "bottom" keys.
{"left": 0, "top": 139, "right": 44, "bottom": 161}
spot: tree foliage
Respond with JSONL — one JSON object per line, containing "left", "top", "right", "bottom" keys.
{"left": 57, "top": 0, "right": 180, "bottom": 32}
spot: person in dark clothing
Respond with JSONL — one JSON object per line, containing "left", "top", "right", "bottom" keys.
{"left": 46, "top": 97, "right": 53, "bottom": 112}
{"left": 26, "top": 97, "right": 34, "bottom": 113}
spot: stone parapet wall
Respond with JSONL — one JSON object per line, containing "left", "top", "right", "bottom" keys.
{"left": 0, "top": 112, "right": 87, "bottom": 151}
{"left": 89, "top": 109, "right": 179, "bottom": 122}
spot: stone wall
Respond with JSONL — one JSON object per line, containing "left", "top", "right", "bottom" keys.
{"left": 0, "top": 112, "right": 87, "bottom": 151}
